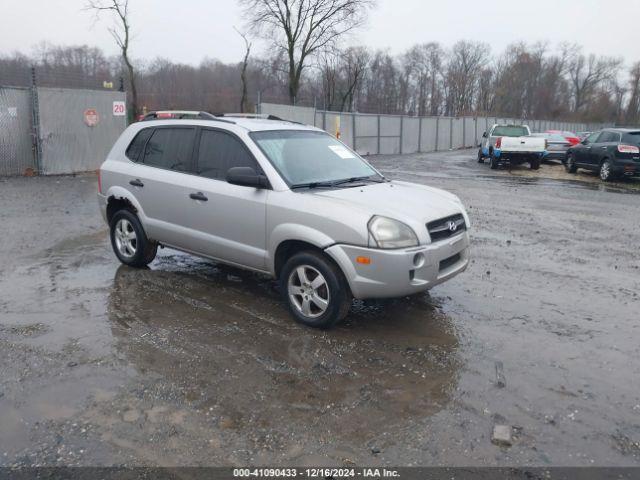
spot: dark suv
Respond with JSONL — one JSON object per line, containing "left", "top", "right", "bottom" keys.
{"left": 565, "top": 129, "right": 640, "bottom": 181}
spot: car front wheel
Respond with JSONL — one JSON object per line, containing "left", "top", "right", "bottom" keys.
{"left": 565, "top": 154, "right": 577, "bottom": 173}
{"left": 477, "top": 149, "right": 485, "bottom": 163}
{"left": 280, "top": 251, "right": 351, "bottom": 329}
{"left": 109, "top": 209, "right": 157, "bottom": 268}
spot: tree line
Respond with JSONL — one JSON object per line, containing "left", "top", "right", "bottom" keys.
{"left": 1, "top": 0, "right": 639, "bottom": 125}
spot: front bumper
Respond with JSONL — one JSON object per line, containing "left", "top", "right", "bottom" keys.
{"left": 543, "top": 151, "right": 567, "bottom": 162}
{"left": 325, "top": 232, "right": 470, "bottom": 299}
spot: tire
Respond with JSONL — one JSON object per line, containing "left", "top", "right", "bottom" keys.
{"left": 477, "top": 149, "right": 485, "bottom": 163}
{"left": 599, "top": 159, "right": 614, "bottom": 182}
{"left": 530, "top": 157, "right": 540, "bottom": 170}
{"left": 109, "top": 209, "right": 157, "bottom": 268}
{"left": 279, "top": 251, "right": 351, "bottom": 329}
{"left": 565, "top": 153, "right": 577, "bottom": 173}
{"left": 490, "top": 152, "right": 499, "bottom": 170}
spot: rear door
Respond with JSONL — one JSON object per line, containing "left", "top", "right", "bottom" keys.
{"left": 181, "top": 128, "right": 269, "bottom": 271}
{"left": 589, "top": 131, "right": 619, "bottom": 167}
{"left": 134, "top": 126, "right": 199, "bottom": 246}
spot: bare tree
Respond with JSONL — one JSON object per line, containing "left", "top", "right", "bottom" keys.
{"left": 85, "top": 0, "right": 138, "bottom": 118}
{"left": 566, "top": 47, "right": 622, "bottom": 114}
{"left": 234, "top": 27, "right": 253, "bottom": 113}
{"left": 240, "top": 0, "right": 375, "bottom": 104}
{"left": 625, "top": 62, "right": 640, "bottom": 124}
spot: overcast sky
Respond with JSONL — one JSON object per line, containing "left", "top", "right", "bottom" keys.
{"left": 2, "top": 0, "right": 639, "bottom": 65}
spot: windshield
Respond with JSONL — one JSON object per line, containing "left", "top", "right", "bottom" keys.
{"left": 492, "top": 126, "right": 528, "bottom": 137}
{"left": 250, "top": 130, "right": 382, "bottom": 187}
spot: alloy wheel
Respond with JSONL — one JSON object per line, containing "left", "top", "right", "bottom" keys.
{"left": 287, "top": 265, "right": 330, "bottom": 318}
{"left": 114, "top": 218, "right": 137, "bottom": 258}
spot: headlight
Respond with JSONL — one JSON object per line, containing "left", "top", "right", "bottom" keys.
{"left": 368, "top": 216, "right": 419, "bottom": 249}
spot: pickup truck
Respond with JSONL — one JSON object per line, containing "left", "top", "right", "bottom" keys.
{"left": 478, "top": 124, "right": 546, "bottom": 170}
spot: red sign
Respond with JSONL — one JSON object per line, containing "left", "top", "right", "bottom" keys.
{"left": 84, "top": 109, "right": 99, "bottom": 127}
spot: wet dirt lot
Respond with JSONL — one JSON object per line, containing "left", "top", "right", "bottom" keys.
{"left": 1, "top": 151, "right": 639, "bottom": 467}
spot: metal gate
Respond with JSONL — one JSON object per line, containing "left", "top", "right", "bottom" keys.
{"left": 0, "top": 87, "right": 35, "bottom": 176}
{"left": 38, "top": 87, "right": 127, "bottom": 175}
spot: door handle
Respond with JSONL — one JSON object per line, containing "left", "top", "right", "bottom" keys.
{"left": 601, "top": 146, "right": 607, "bottom": 149}
{"left": 129, "top": 179, "right": 144, "bottom": 187}
{"left": 189, "top": 192, "right": 208, "bottom": 202}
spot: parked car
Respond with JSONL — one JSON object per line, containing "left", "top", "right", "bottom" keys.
{"left": 478, "top": 124, "right": 546, "bottom": 170}
{"left": 98, "top": 112, "right": 471, "bottom": 328}
{"left": 565, "top": 129, "right": 640, "bottom": 181}
{"left": 532, "top": 133, "right": 572, "bottom": 163}
{"left": 577, "top": 131, "right": 592, "bottom": 141}
{"left": 546, "top": 130, "right": 581, "bottom": 146}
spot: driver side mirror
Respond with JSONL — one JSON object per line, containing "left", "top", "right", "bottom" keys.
{"left": 226, "top": 167, "right": 269, "bottom": 189}
{"left": 482, "top": 132, "right": 488, "bottom": 138}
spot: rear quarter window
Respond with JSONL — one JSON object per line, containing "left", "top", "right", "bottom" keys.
{"left": 126, "top": 128, "right": 154, "bottom": 162}
{"left": 623, "top": 132, "right": 640, "bottom": 145}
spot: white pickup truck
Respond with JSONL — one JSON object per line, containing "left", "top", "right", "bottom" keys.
{"left": 477, "top": 124, "right": 546, "bottom": 170}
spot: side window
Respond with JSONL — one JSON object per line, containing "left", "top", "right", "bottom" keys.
{"left": 126, "top": 128, "right": 153, "bottom": 162}
{"left": 142, "top": 128, "right": 196, "bottom": 172}
{"left": 196, "top": 129, "right": 258, "bottom": 179}
{"left": 585, "top": 132, "right": 601, "bottom": 144}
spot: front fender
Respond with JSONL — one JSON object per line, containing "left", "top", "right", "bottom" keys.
{"left": 267, "top": 223, "right": 339, "bottom": 275}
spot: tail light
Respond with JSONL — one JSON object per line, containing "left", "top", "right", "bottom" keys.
{"left": 98, "top": 169, "right": 102, "bottom": 194}
{"left": 618, "top": 144, "right": 640, "bottom": 154}
{"left": 495, "top": 137, "right": 502, "bottom": 148}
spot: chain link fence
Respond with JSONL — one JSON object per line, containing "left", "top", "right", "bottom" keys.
{"left": 0, "top": 86, "right": 37, "bottom": 176}
{"left": 259, "top": 103, "right": 608, "bottom": 156}
{"left": 0, "top": 69, "right": 127, "bottom": 176}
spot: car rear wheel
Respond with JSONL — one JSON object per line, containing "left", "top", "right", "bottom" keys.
{"left": 477, "top": 149, "right": 485, "bottom": 163}
{"left": 599, "top": 160, "right": 614, "bottom": 182}
{"left": 280, "top": 251, "right": 351, "bottom": 329}
{"left": 530, "top": 158, "right": 540, "bottom": 170}
{"left": 565, "top": 154, "right": 577, "bottom": 173}
{"left": 109, "top": 209, "right": 157, "bottom": 268}
{"left": 490, "top": 153, "right": 499, "bottom": 170}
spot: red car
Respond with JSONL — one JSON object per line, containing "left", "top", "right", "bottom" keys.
{"left": 546, "top": 130, "right": 580, "bottom": 146}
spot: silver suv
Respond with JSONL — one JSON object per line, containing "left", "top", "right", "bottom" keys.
{"left": 98, "top": 112, "right": 470, "bottom": 328}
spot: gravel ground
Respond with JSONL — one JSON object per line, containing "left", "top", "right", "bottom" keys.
{"left": 0, "top": 151, "right": 639, "bottom": 467}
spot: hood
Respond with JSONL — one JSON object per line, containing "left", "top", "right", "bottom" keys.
{"left": 311, "top": 180, "right": 468, "bottom": 239}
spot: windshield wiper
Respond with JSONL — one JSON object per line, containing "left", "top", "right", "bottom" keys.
{"left": 331, "top": 176, "right": 386, "bottom": 186}
{"left": 290, "top": 181, "right": 339, "bottom": 190}
{"left": 290, "top": 176, "right": 386, "bottom": 190}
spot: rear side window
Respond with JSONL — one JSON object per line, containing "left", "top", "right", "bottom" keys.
{"left": 196, "top": 129, "right": 258, "bottom": 179}
{"left": 126, "top": 128, "right": 153, "bottom": 161}
{"left": 142, "top": 128, "right": 196, "bottom": 172}
{"left": 492, "top": 126, "right": 528, "bottom": 137}
{"left": 623, "top": 132, "right": 640, "bottom": 145}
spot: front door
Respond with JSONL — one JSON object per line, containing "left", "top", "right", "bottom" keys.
{"left": 184, "top": 128, "right": 268, "bottom": 271}
{"left": 575, "top": 131, "right": 601, "bottom": 167}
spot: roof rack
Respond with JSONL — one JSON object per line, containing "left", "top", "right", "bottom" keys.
{"left": 140, "top": 111, "right": 236, "bottom": 124}
{"left": 214, "top": 113, "right": 302, "bottom": 124}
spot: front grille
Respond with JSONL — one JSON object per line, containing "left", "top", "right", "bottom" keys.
{"left": 439, "top": 253, "right": 461, "bottom": 271}
{"left": 427, "top": 214, "right": 466, "bottom": 242}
